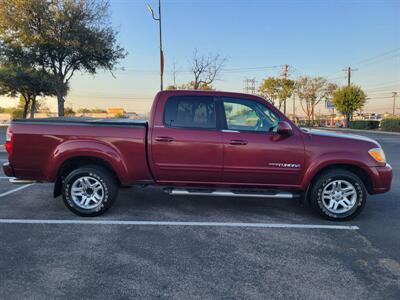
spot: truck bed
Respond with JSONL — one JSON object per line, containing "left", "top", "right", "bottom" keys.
{"left": 8, "top": 117, "right": 152, "bottom": 184}
{"left": 12, "top": 117, "right": 147, "bottom": 126}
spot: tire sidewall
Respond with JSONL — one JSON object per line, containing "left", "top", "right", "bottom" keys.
{"left": 312, "top": 171, "right": 366, "bottom": 220}
{"left": 62, "top": 167, "right": 116, "bottom": 216}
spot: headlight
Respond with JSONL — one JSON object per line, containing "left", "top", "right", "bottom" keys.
{"left": 368, "top": 148, "right": 386, "bottom": 163}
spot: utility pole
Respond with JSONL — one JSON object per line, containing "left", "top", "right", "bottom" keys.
{"left": 292, "top": 93, "right": 296, "bottom": 124}
{"left": 343, "top": 66, "right": 358, "bottom": 86}
{"left": 244, "top": 78, "right": 257, "bottom": 94}
{"left": 147, "top": 0, "right": 164, "bottom": 90}
{"left": 393, "top": 92, "right": 398, "bottom": 116}
{"left": 282, "top": 64, "right": 289, "bottom": 115}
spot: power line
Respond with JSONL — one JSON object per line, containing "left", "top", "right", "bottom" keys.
{"left": 352, "top": 48, "right": 400, "bottom": 67}
{"left": 121, "top": 65, "right": 284, "bottom": 74}
{"left": 325, "top": 48, "right": 400, "bottom": 79}
{"left": 364, "top": 80, "right": 400, "bottom": 88}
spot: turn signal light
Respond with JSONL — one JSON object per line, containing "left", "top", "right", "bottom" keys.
{"left": 368, "top": 148, "right": 386, "bottom": 163}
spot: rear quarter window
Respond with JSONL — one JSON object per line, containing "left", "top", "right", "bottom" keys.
{"left": 164, "top": 96, "right": 216, "bottom": 129}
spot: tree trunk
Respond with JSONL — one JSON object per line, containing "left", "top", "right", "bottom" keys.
{"left": 311, "top": 106, "right": 315, "bottom": 126}
{"left": 30, "top": 96, "right": 36, "bottom": 118}
{"left": 345, "top": 114, "right": 351, "bottom": 128}
{"left": 56, "top": 89, "right": 65, "bottom": 117}
{"left": 22, "top": 101, "right": 29, "bottom": 119}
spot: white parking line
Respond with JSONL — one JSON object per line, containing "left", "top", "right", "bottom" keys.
{"left": 0, "top": 183, "right": 35, "bottom": 198}
{"left": 0, "top": 219, "right": 359, "bottom": 230}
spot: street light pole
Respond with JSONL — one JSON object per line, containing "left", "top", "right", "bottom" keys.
{"left": 147, "top": 0, "right": 164, "bottom": 90}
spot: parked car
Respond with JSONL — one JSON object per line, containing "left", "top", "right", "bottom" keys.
{"left": 3, "top": 90, "right": 392, "bottom": 220}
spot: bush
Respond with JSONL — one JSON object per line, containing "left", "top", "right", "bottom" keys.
{"left": 297, "top": 120, "right": 318, "bottom": 127}
{"left": 10, "top": 108, "right": 24, "bottom": 119}
{"left": 64, "top": 106, "right": 75, "bottom": 116}
{"left": 380, "top": 118, "right": 400, "bottom": 132}
{"left": 114, "top": 112, "right": 127, "bottom": 119}
{"left": 348, "top": 120, "right": 380, "bottom": 130}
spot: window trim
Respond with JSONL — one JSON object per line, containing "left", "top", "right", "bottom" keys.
{"left": 163, "top": 95, "right": 222, "bottom": 131}
{"left": 219, "top": 96, "right": 281, "bottom": 135}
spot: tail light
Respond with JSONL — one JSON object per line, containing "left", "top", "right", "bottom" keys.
{"left": 5, "top": 127, "right": 12, "bottom": 154}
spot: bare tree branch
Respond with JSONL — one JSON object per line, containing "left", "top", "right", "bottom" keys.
{"left": 190, "top": 49, "right": 228, "bottom": 89}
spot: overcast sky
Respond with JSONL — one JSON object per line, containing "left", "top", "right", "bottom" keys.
{"left": 1, "top": 0, "right": 399, "bottom": 114}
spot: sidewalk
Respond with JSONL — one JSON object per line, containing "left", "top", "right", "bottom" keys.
{"left": 316, "top": 127, "right": 400, "bottom": 136}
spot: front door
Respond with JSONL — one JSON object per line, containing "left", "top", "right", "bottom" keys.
{"left": 221, "top": 97, "right": 304, "bottom": 187}
{"left": 151, "top": 95, "right": 223, "bottom": 184}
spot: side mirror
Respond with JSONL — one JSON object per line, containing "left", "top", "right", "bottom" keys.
{"left": 276, "top": 121, "right": 293, "bottom": 136}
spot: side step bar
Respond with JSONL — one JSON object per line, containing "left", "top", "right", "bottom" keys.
{"left": 9, "top": 178, "right": 37, "bottom": 184}
{"left": 167, "top": 188, "right": 295, "bottom": 199}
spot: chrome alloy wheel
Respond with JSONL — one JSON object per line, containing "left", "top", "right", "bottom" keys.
{"left": 70, "top": 176, "right": 105, "bottom": 209}
{"left": 321, "top": 180, "right": 357, "bottom": 214}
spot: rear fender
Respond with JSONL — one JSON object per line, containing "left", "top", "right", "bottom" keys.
{"left": 47, "top": 140, "right": 129, "bottom": 184}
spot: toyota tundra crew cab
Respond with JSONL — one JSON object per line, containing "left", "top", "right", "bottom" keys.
{"left": 3, "top": 90, "right": 392, "bottom": 220}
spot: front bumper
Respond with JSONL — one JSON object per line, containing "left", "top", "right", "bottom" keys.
{"left": 2, "top": 162, "right": 14, "bottom": 177}
{"left": 370, "top": 163, "right": 392, "bottom": 194}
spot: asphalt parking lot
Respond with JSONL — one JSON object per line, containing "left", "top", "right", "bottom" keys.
{"left": 0, "top": 127, "right": 399, "bottom": 299}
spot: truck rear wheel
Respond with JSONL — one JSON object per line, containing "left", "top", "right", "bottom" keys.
{"left": 62, "top": 165, "right": 118, "bottom": 217}
{"left": 309, "top": 169, "right": 366, "bottom": 221}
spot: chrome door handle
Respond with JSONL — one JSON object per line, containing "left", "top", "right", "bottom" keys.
{"left": 229, "top": 140, "right": 248, "bottom": 145}
{"left": 155, "top": 136, "right": 174, "bottom": 142}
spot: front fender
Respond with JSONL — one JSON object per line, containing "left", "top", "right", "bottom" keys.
{"left": 301, "top": 152, "right": 373, "bottom": 190}
{"left": 46, "top": 139, "right": 129, "bottom": 183}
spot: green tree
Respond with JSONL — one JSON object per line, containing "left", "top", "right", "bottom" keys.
{"left": 258, "top": 77, "right": 295, "bottom": 111}
{"left": 277, "top": 78, "right": 295, "bottom": 113}
{"left": 0, "top": 0, "right": 126, "bottom": 116}
{"left": 295, "top": 76, "right": 337, "bottom": 125}
{"left": 333, "top": 85, "right": 366, "bottom": 127}
{"left": 258, "top": 77, "right": 279, "bottom": 106}
{"left": 0, "top": 65, "right": 56, "bottom": 118}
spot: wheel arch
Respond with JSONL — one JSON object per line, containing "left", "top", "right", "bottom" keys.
{"left": 304, "top": 163, "right": 373, "bottom": 202}
{"left": 53, "top": 156, "right": 121, "bottom": 198}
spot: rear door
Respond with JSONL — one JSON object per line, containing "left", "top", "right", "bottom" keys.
{"left": 151, "top": 95, "right": 223, "bottom": 184}
{"left": 220, "top": 97, "right": 304, "bottom": 187}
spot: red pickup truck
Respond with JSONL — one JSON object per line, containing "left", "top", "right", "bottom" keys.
{"left": 3, "top": 90, "right": 392, "bottom": 220}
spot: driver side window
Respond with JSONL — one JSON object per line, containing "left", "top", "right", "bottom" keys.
{"left": 222, "top": 98, "right": 279, "bottom": 132}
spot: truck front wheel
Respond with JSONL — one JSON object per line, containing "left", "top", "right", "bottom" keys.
{"left": 62, "top": 165, "right": 118, "bottom": 217}
{"left": 309, "top": 169, "right": 367, "bottom": 221}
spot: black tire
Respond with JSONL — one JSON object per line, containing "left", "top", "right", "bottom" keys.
{"left": 62, "top": 165, "right": 118, "bottom": 217}
{"left": 309, "top": 169, "right": 366, "bottom": 221}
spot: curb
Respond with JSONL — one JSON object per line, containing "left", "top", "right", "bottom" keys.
{"left": 316, "top": 127, "right": 400, "bottom": 136}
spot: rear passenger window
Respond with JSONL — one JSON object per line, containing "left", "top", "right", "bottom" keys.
{"left": 164, "top": 96, "right": 216, "bottom": 129}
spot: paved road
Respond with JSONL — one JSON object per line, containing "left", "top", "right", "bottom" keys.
{"left": 0, "top": 129, "right": 399, "bottom": 299}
